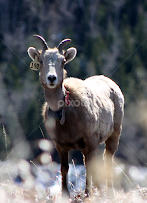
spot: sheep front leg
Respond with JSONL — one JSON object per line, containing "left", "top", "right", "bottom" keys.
{"left": 83, "top": 152, "right": 92, "bottom": 197}
{"left": 56, "top": 145, "right": 69, "bottom": 197}
{"left": 61, "top": 151, "right": 69, "bottom": 196}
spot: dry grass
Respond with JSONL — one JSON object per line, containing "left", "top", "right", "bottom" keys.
{"left": 1, "top": 130, "right": 147, "bottom": 202}
{"left": 0, "top": 157, "right": 147, "bottom": 203}
{"left": 0, "top": 181, "right": 147, "bottom": 203}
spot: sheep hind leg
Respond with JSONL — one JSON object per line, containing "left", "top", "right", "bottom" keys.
{"left": 83, "top": 148, "right": 101, "bottom": 197}
{"left": 104, "top": 128, "right": 121, "bottom": 198}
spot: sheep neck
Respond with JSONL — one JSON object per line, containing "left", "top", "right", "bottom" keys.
{"left": 44, "top": 84, "right": 65, "bottom": 112}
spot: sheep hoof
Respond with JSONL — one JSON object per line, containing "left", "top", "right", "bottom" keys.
{"left": 61, "top": 190, "right": 70, "bottom": 200}
{"left": 106, "top": 187, "right": 115, "bottom": 199}
{"left": 85, "top": 188, "right": 90, "bottom": 197}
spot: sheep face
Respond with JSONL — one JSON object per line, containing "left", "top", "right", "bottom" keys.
{"left": 39, "top": 49, "right": 65, "bottom": 89}
{"left": 28, "top": 35, "right": 77, "bottom": 89}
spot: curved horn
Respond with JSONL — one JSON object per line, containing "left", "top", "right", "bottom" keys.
{"left": 57, "top": 39, "right": 71, "bottom": 53}
{"left": 33, "top": 35, "right": 48, "bottom": 50}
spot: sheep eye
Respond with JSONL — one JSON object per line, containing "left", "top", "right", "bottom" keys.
{"left": 39, "top": 59, "right": 43, "bottom": 64}
{"left": 62, "top": 59, "right": 66, "bottom": 65}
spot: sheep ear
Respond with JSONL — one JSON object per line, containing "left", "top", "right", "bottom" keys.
{"left": 27, "top": 47, "right": 40, "bottom": 60}
{"left": 64, "top": 48, "right": 77, "bottom": 64}
{"left": 28, "top": 47, "right": 40, "bottom": 70}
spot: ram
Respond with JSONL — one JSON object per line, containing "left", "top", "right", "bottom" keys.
{"left": 28, "top": 35, "right": 124, "bottom": 197}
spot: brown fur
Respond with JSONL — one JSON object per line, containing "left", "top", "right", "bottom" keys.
{"left": 28, "top": 36, "right": 124, "bottom": 197}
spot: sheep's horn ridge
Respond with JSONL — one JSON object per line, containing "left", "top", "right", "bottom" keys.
{"left": 33, "top": 35, "right": 49, "bottom": 50}
{"left": 57, "top": 39, "right": 71, "bottom": 53}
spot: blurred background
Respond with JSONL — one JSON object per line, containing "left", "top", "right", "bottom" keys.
{"left": 0, "top": 0, "right": 147, "bottom": 188}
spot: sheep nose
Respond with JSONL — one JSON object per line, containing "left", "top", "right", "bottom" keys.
{"left": 47, "top": 75, "right": 56, "bottom": 83}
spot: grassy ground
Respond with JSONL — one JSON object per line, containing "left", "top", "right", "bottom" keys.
{"left": 0, "top": 158, "right": 147, "bottom": 203}
{"left": 0, "top": 182, "right": 147, "bottom": 203}
{"left": 1, "top": 135, "right": 146, "bottom": 202}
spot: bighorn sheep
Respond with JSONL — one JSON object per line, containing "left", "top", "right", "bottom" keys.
{"left": 28, "top": 35, "right": 124, "bottom": 197}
